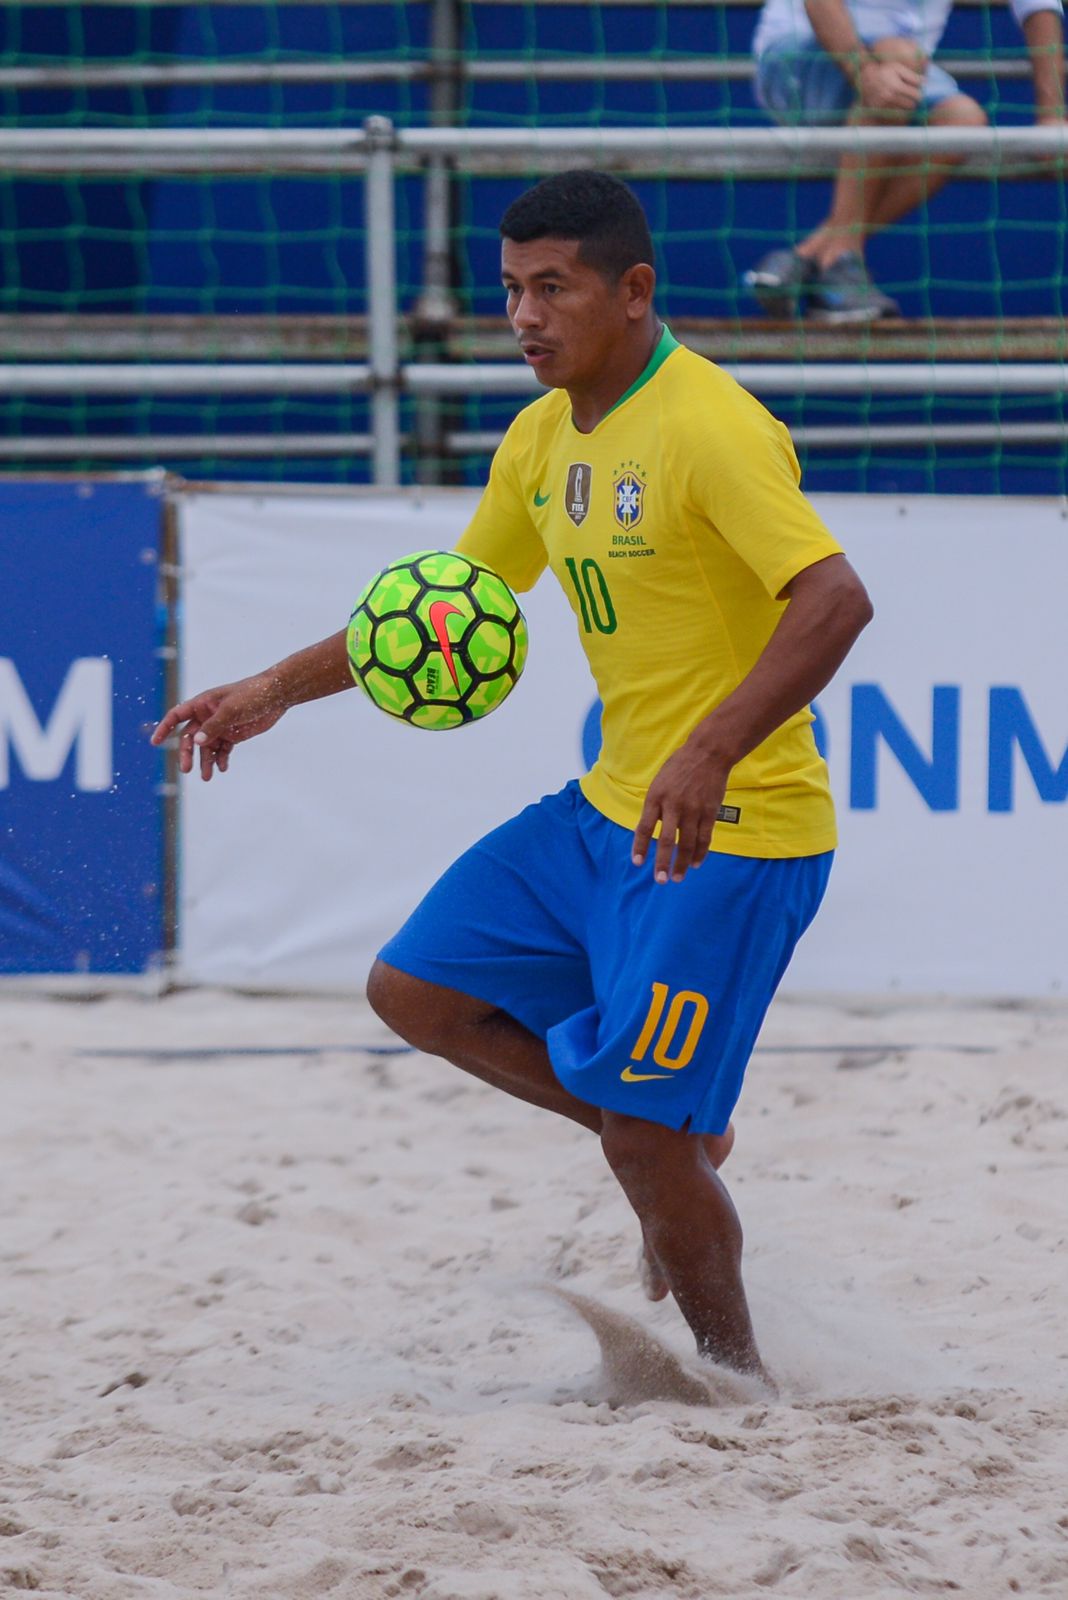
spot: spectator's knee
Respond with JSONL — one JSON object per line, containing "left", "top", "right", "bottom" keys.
{"left": 870, "top": 36, "right": 927, "bottom": 71}
{"left": 938, "top": 94, "right": 987, "bottom": 128}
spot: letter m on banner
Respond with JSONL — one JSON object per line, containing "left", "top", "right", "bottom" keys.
{"left": 0, "top": 658, "right": 112, "bottom": 791}
{"left": 988, "top": 688, "right": 1068, "bottom": 812}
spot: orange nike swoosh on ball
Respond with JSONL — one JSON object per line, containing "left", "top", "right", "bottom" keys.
{"left": 427, "top": 599, "right": 464, "bottom": 689}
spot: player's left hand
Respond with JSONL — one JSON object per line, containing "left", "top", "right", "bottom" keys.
{"left": 631, "top": 738, "right": 731, "bottom": 884}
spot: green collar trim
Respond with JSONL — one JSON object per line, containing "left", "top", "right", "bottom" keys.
{"left": 601, "top": 324, "right": 679, "bottom": 422}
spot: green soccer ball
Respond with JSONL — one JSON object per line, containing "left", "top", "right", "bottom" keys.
{"left": 346, "top": 549, "right": 529, "bottom": 730}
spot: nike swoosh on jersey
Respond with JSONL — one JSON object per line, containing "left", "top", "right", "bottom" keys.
{"left": 620, "top": 1065, "right": 671, "bottom": 1083}
{"left": 427, "top": 599, "right": 463, "bottom": 689}
{"left": 533, "top": 488, "right": 551, "bottom": 506}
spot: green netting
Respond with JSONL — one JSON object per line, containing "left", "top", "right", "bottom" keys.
{"left": 0, "top": 0, "right": 1063, "bottom": 494}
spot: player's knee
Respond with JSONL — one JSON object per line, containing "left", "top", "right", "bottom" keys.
{"left": 366, "top": 959, "right": 406, "bottom": 1033}
{"left": 366, "top": 959, "right": 480, "bottom": 1056}
{"left": 366, "top": 959, "right": 442, "bottom": 1051}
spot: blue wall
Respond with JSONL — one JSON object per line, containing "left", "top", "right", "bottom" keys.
{"left": 0, "top": 480, "right": 165, "bottom": 974}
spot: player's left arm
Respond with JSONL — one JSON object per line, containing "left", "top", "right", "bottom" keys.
{"left": 632, "top": 553, "right": 873, "bottom": 883}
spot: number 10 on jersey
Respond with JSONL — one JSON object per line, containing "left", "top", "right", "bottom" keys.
{"left": 563, "top": 556, "right": 617, "bottom": 635}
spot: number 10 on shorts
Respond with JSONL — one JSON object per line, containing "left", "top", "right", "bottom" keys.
{"left": 630, "top": 982, "right": 710, "bottom": 1071}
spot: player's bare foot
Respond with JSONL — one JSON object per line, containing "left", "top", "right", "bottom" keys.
{"left": 639, "top": 1121, "right": 736, "bottom": 1302}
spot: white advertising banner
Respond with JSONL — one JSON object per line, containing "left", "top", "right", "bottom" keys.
{"left": 793, "top": 495, "right": 1067, "bottom": 994}
{"left": 178, "top": 490, "right": 1068, "bottom": 996}
{"left": 177, "top": 489, "right": 594, "bottom": 992}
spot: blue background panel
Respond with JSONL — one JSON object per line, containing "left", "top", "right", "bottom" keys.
{"left": 0, "top": 480, "right": 165, "bottom": 974}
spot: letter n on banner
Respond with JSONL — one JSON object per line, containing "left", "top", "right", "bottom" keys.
{"left": 850, "top": 685, "right": 960, "bottom": 812}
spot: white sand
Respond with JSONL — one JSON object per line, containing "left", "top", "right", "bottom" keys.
{"left": 1, "top": 989, "right": 1067, "bottom": 1599}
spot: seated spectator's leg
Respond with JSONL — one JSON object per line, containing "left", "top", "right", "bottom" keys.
{"left": 802, "top": 46, "right": 985, "bottom": 269}
{"left": 800, "top": 38, "right": 925, "bottom": 270}
{"left": 863, "top": 92, "right": 987, "bottom": 233}
{"left": 746, "top": 41, "right": 979, "bottom": 319}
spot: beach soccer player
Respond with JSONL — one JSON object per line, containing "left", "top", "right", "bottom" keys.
{"left": 152, "top": 170, "right": 873, "bottom": 1384}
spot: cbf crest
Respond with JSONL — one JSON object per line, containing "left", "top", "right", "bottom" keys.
{"left": 613, "top": 460, "right": 648, "bottom": 531}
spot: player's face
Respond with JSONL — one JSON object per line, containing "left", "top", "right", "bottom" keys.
{"left": 501, "top": 237, "right": 635, "bottom": 390}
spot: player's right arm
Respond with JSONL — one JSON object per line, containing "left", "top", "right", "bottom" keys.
{"left": 151, "top": 628, "right": 353, "bottom": 782}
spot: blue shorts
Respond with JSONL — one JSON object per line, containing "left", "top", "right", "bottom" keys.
{"left": 378, "top": 782, "right": 833, "bottom": 1135}
{"left": 756, "top": 39, "right": 961, "bottom": 127}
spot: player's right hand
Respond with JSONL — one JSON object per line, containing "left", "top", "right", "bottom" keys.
{"left": 150, "top": 672, "right": 288, "bottom": 781}
{"left": 858, "top": 58, "right": 923, "bottom": 114}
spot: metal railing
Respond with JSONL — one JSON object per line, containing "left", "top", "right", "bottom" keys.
{"left": 1, "top": 116, "right": 1066, "bottom": 478}
{"left": 0, "top": 313, "right": 1059, "bottom": 362}
{"left": 1, "top": 122, "right": 1065, "bottom": 176}
{"left": 0, "top": 54, "right": 1033, "bottom": 91}
{"left": 5, "top": 360, "right": 1064, "bottom": 394}
{"left": 2, "top": 0, "right": 1005, "bottom": 7}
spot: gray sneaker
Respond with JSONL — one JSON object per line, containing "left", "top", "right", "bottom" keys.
{"left": 807, "top": 252, "right": 900, "bottom": 324}
{"left": 744, "top": 247, "right": 817, "bottom": 319}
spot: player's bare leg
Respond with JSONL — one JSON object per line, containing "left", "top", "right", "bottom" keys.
{"left": 601, "top": 1110, "right": 769, "bottom": 1382}
{"left": 368, "top": 962, "right": 763, "bottom": 1377}
{"left": 367, "top": 960, "right": 602, "bottom": 1132}
{"left": 639, "top": 1118, "right": 735, "bottom": 1303}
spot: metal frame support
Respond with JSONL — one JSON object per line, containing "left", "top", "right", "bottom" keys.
{"left": 364, "top": 116, "right": 401, "bottom": 486}
{"left": 417, "top": 0, "right": 461, "bottom": 330}
{"left": 412, "top": 0, "right": 462, "bottom": 485}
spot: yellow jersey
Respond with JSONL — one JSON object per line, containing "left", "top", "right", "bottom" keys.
{"left": 458, "top": 327, "right": 843, "bottom": 859}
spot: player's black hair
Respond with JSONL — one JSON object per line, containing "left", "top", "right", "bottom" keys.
{"left": 499, "top": 170, "right": 654, "bottom": 282}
